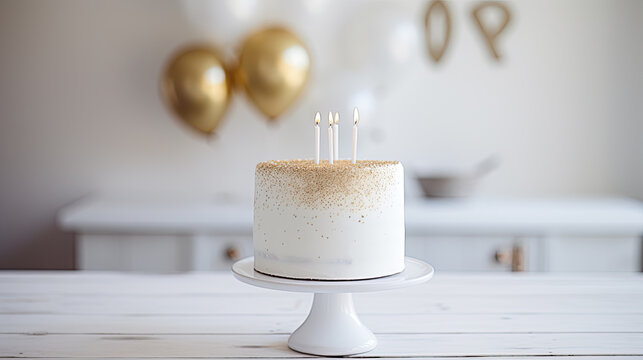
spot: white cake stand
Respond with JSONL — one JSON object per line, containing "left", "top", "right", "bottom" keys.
{"left": 232, "top": 256, "right": 434, "bottom": 356}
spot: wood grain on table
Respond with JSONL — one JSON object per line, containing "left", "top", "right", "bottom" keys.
{"left": 1, "top": 272, "right": 642, "bottom": 359}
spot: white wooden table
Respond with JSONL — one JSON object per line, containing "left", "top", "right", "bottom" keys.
{"left": 1, "top": 271, "right": 643, "bottom": 359}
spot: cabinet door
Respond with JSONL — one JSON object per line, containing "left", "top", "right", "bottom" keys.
{"left": 546, "top": 236, "right": 641, "bottom": 272}
{"left": 406, "top": 236, "right": 532, "bottom": 272}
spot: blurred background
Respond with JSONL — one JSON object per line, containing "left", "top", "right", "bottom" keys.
{"left": 1, "top": 0, "right": 642, "bottom": 272}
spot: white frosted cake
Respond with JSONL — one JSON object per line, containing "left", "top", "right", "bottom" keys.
{"left": 253, "top": 159, "right": 405, "bottom": 280}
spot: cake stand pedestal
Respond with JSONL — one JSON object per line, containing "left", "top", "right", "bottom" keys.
{"left": 232, "top": 257, "right": 434, "bottom": 356}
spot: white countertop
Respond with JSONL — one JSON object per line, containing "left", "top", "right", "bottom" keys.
{"left": 59, "top": 196, "right": 643, "bottom": 236}
{"left": 405, "top": 197, "right": 643, "bottom": 236}
{"left": 1, "top": 271, "right": 642, "bottom": 358}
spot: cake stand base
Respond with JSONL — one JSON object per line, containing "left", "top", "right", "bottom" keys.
{"left": 288, "top": 293, "right": 376, "bottom": 356}
{"left": 232, "top": 257, "right": 434, "bottom": 356}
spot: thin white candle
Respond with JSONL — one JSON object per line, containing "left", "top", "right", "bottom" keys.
{"left": 328, "top": 112, "right": 334, "bottom": 164}
{"left": 333, "top": 112, "right": 339, "bottom": 161}
{"left": 352, "top": 107, "right": 359, "bottom": 164}
{"left": 314, "top": 112, "right": 320, "bottom": 164}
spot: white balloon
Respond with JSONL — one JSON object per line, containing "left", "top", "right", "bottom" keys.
{"left": 310, "top": 72, "right": 375, "bottom": 118}
{"left": 303, "top": 70, "right": 388, "bottom": 149}
{"left": 338, "top": 3, "right": 424, "bottom": 92}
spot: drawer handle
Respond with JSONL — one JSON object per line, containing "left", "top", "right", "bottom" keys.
{"left": 494, "top": 249, "right": 512, "bottom": 265}
{"left": 225, "top": 246, "right": 241, "bottom": 261}
{"left": 494, "top": 245, "right": 524, "bottom": 272}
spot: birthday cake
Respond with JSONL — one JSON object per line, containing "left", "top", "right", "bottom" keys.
{"left": 253, "top": 159, "right": 405, "bottom": 280}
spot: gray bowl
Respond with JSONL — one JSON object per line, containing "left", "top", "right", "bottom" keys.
{"left": 415, "top": 156, "right": 499, "bottom": 198}
{"left": 417, "top": 174, "right": 477, "bottom": 198}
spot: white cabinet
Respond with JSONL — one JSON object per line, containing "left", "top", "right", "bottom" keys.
{"left": 59, "top": 197, "right": 643, "bottom": 273}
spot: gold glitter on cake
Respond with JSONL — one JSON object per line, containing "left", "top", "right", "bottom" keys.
{"left": 254, "top": 159, "right": 403, "bottom": 212}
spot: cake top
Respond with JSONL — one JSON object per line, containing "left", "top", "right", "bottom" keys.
{"left": 256, "top": 159, "right": 399, "bottom": 171}
{"left": 255, "top": 159, "right": 403, "bottom": 211}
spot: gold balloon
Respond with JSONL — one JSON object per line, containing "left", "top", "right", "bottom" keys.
{"left": 161, "top": 46, "right": 232, "bottom": 134}
{"left": 236, "top": 27, "right": 311, "bottom": 120}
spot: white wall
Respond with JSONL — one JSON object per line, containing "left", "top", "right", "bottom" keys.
{"left": 0, "top": 0, "right": 641, "bottom": 268}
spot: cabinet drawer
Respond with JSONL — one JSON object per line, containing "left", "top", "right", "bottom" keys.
{"left": 546, "top": 236, "right": 641, "bottom": 272}
{"left": 77, "top": 234, "right": 253, "bottom": 272}
{"left": 406, "top": 236, "right": 531, "bottom": 272}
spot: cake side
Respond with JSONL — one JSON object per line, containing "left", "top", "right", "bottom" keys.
{"left": 253, "top": 159, "right": 405, "bottom": 280}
